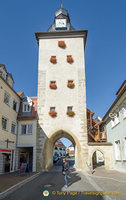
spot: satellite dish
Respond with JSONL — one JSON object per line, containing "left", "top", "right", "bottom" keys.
{"left": 109, "top": 113, "right": 117, "bottom": 119}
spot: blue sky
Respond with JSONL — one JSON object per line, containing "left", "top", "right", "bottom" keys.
{"left": 0, "top": 0, "right": 126, "bottom": 147}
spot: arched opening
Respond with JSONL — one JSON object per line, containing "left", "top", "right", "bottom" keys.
{"left": 53, "top": 138, "right": 75, "bottom": 168}
{"left": 92, "top": 150, "right": 105, "bottom": 169}
{"left": 42, "top": 129, "right": 82, "bottom": 170}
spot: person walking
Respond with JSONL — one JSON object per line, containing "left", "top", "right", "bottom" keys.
{"left": 62, "top": 157, "right": 69, "bottom": 188}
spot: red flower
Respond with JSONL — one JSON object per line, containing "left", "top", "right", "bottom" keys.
{"left": 49, "top": 111, "right": 57, "bottom": 118}
{"left": 58, "top": 41, "right": 66, "bottom": 48}
{"left": 66, "top": 111, "right": 75, "bottom": 117}
{"left": 67, "top": 83, "right": 75, "bottom": 89}
{"left": 67, "top": 56, "right": 74, "bottom": 63}
{"left": 49, "top": 84, "right": 57, "bottom": 89}
{"left": 50, "top": 56, "right": 57, "bottom": 64}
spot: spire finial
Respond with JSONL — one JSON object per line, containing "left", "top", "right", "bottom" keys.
{"left": 60, "top": 0, "right": 63, "bottom": 8}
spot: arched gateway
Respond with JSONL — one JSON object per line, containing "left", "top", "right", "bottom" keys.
{"left": 35, "top": 6, "right": 89, "bottom": 172}
{"left": 43, "top": 130, "right": 82, "bottom": 170}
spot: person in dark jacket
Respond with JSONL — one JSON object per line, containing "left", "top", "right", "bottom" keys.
{"left": 62, "top": 158, "right": 69, "bottom": 188}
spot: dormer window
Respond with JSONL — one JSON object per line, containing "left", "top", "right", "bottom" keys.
{"left": 23, "top": 103, "right": 31, "bottom": 112}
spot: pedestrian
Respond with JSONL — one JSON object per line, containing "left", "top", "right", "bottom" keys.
{"left": 62, "top": 157, "right": 69, "bottom": 188}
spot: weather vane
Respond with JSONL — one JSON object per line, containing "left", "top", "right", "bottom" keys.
{"left": 60, "top": 0, "right": 63, "bottom": 8}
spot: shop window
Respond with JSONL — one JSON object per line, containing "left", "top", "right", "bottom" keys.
{"left": 11, "top": 123, "right": 16, "bottom": 134}
{"left": 2, "top": 117, "right": 8, "bottom": 130}
{"left": 4, "top": 92, "right": 10, "bottom": 106}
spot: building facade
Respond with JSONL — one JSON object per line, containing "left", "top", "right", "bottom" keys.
{"left": 53, "top": 139, "right": 66, "bottom": 157}
{"left": 17, "top": 94, "right": 37, "bottom": 172}
{"left": 66, "top": 143, "right": 75, "bottom": 157}
{"left": 103, "top": 81, "right": 126, "bottom": 172}
{"left": 0, "top": 64, "right": 20, "bottom": 174}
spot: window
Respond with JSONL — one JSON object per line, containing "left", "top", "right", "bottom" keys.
{"left": 67, "top": 106, "right": 72, "bottom": 111}
{"left": 122, "top": 105, "right": 126, "bottom": 119}
{"left": 111, "top": 113, "right": 120, "bottom": 128}
{"left": 11, "top": 123, "right": 16, "bottom": 134}
{"left": 13, "top": 101, "right": 18, "bottom": 112}
{"left": 124, "top": 138, "right": 126, "bottom": 160}
{"left": 68, "top": 80, "right": 73, "bottom": 84}
{"left": 50, "top": 107, "right": 55, "bottom": 111}
{"left": 21, "top": 124, "right": 33, "bottom": 135}
{"left": 115, "top": 140, "right": 121, "bottom": 160}
{"left": 2, "top": 117, "right": 8, "bottom": 130}
{"left": 23, "top": 103, "right": 31, "bottom": 112}
{"left": 50, "top": 81, "right": 56, "bottom": 84}
{"left": 55, "top": 147, "right": 58, "bottom": 150}
{"left": 59, "top": 147, "right": 62, "bottom": 150}
{"left": 4, "top": 92, "right": 10, "bottom": 105}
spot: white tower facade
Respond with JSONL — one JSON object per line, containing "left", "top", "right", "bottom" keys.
{"left": 35, "top": 7, "right": 88, "bottom": 171}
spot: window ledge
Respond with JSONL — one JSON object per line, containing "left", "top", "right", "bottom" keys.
{"left": 2, "top": 128, "right": 8, "bottom": 132}
{"left": 111, "top": 121, "right": 120, "bottom": 129}
{"left": 115, "top": 160, "right": 122, "bottom": 162}
{"left": 20, "top": 134, "right": 33, "bottom": 135}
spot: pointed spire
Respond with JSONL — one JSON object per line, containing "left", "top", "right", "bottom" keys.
{"left": 60, "top": 0, "right": 63, "bottom": 8}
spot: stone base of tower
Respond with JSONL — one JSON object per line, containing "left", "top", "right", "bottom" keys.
{"left": 36, "top": 128, "right": 89, "bottom": 172}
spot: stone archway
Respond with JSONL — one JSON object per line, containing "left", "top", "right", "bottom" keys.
{"left": 92, "top": 150, "right": 105, "bottom": 169}
{"left": 42, "top": 129, "right": 82, "bottom": 170}
{"left": 88, "top": 144, "right": 114, "bottom": 170}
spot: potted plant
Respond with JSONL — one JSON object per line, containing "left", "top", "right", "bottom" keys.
{"left": 66, "top": 110, "right": 75, "bottom": 117}
{"left": 67, "top": 82, "right": 75, "bottom": 89}
{"left": 50, "top": 56, "right": 57, "bottom": 64}
{"left": 49, "top": 111, "right": 57, "bottom": 118}
{"left": 67, "top": 55, "right": 74, "bottom": 63}
{"left": 49, "top": 83, "right": 57, "bottom": 89}
{"left": 58, "top": 41, "right": 66, "bottom": 49}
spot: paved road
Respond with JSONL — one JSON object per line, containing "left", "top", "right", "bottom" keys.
{"left": 1, "top": 159, "right": 123, "bottom": 200}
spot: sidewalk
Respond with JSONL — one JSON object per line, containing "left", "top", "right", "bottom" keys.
{"left": 86, "top": 166, "right": 126, "bottom": 200}
{"left": 0, "top": 172, "right": 37, "bottom": 193}
{"left": 88, "top": 166, "right": 126, "bottom": 182}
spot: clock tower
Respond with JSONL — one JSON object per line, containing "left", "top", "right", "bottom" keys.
{"left": 35, "top": 6, "right": 89, "bottom": 171}
{"left": 48, "top": 7, "right": 75, "bottom": 31}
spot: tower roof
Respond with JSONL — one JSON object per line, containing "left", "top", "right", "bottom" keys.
{"left": 48, "top": 7, "right": 75, "bottom": 32}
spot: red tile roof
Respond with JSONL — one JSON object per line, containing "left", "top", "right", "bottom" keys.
{"left": 55, "top": 139, "right": 66, "bottom": 148}
{"left": 17, "top": 92, "right": 24, "bottom": 97}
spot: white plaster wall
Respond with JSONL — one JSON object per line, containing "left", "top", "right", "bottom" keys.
{"left": 17, "top": 120, "right": 37, "bottom": 145}
{"left": 38, "top": 37, "right": 87, "bottom": 139}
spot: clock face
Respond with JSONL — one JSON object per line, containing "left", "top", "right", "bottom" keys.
{"left": 55, "top": 19, "right": 66, "bottom": 28}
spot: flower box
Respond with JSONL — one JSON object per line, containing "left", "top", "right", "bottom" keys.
{"left": 67, "top": 82, "right": 75, "bottom": 89}
{"left": 58, "top": 41, "right": 66, "bottom": 49}
{"left": 49, "top": 84, "right": 57, "bottom": 89}
{"left": 66, "top": 110, "right": 75, "bottom": 117}
{"left": 67, "top": 56, "right": 74, "bottom": 63}
{"left": 50, "top": 56, "right": 57, "bottom": 64}
{"left": 49, "top": 111, "right": 57, "bottom": 118}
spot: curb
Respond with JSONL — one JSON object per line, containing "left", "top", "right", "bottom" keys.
{"left": 0, "top": 172, "right": 40, "bottom": 199}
